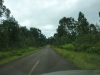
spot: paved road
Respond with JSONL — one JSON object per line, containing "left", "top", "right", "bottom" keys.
{"left": 0, "top": 46, "right": 80, "bottom": 75}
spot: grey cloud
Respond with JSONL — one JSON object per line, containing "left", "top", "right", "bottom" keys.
{"left": 4, "top": 0, "right": 100, "bottom": 38}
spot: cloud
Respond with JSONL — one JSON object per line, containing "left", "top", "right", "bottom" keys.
{"left": 4, "top": 0, "right": 100, "bottom": 38}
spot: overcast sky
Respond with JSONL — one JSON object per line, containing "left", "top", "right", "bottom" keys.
{"left": 4, "top": 0, "right": 100, "bottom": 38}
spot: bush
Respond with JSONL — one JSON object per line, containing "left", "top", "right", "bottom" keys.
{"left": 62, "top": 44, "right": 75, "bottom": 51}
{"left": 28, "top": 47, "right": 35, "bottom": 51}
{"left": 52, "top": 47, "right": 100, "bottom": 70}
{"left": 96, "top": 46, "right": 100, "bottom": 54}
{"left": 77, "top": 44, "right": 91, "bottom": 51}
{"left": 87, "top": 47, "right": 96, "bottom": 53}
{"left": 87, "top": 46, "right": 100, "bottom": 54}
{"left": 16, "top": 51, "right": 22, "bottom": 56}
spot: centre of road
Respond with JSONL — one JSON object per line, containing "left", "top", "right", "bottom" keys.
{"left": 28, "top": 60, "right": 40, "bottom": 75}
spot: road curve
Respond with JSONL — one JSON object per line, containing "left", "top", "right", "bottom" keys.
{"left": 0, "top": 46, "right": 80, "bottom": 75}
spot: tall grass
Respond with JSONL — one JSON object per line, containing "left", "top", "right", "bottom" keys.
{"left": 0, "top": 47, "right": 39, "bottom": 65}
{"left": 52, "top": 47, "right": 100, "bottom": 70}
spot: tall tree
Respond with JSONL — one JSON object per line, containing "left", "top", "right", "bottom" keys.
{"left": 89, "top": 24, "right": 97, "bottom": 34}
{"left": 99, "top": 12, "right": 100, "bottom": 22}
{"left": 0, "top": 0, "right": 10, "bottom": 18}
{"left": 4, "top": 16, "right": 19, "bottom": 49}
{"left": 77, "top": 12, "right": 89, "bottom": 35}
{"left": 57, "top": 24, "right": 67, "bottom": 38}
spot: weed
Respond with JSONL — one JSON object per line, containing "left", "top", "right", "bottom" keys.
{"left": 52, "top": 47, "right": 100, "bottom": 70}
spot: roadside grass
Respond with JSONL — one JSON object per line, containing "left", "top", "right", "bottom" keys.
{"left": 0, "top": 47, "right": 42, "bottom": 65}
{"left": 52, "top": 47, "right": 100, "bottom": 70}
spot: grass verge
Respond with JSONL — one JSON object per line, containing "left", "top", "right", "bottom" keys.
{"left": 52, "top": 46, "right": 100, "bottom": 70}
{"left": 0, "top": 47, "right": 42, "bottom": 66}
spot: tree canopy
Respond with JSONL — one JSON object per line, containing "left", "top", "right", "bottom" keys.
{"left": 0, "top": 0, "right": 100, "bottom": 54}
{"left": 47, "top": 12, "right": 100, "bottom": 54}
{"left": 0, "top": 0, "right": 46, "bottom": 51}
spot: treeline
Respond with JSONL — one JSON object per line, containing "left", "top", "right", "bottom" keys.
{"left": 48, "top": 12, "right": 100, "bottom": 54}
{"left": 0, "top": 0, "right": 46, "bottom": 51}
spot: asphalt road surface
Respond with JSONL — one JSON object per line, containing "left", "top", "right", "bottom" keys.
{"left": 0, "top": 46, "right": 80, "bottom": 75}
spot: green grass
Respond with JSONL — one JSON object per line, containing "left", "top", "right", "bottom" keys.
{"left": 0, "top": 47, "right": 42, "bottom": 65}
{"left": 52, "top": 46, "right": 100, "bottom": 70}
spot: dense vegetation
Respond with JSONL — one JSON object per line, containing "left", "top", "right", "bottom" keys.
{"left": 52, "top": 47, "right": 100, "bottom": 70}
{"left": 0, "top": 47, "right": 39, "bottom": 65}
{"left": 0, "top": 0, "right": 100, "bottom": 67}
{"left": 0, "top": 0, "right": 47, "bottom": 65}
{"left": 1, "top": 0, "right": 100, "bottom": 54}
{"left": 48, "top": 11, "right": 100, "bottom": 54}
{"left": 0, "top": 0, "right": 46, "bottom": 51}
{"left": 49, "top": 11, "right": 100, "bottom": 69}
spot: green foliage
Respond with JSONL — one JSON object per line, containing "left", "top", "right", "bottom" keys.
{"left": 77, "top": 12, "right": 89, "bottom": 34}
{"left": 49, "top": 11, "right": 100, "bottom": 55}
{"left": 61, "top": 44, "right": 75, "bottom": 51}
{"left": 52, "top": 47, "right": 100, "bottom": 70}
{"left": 0, "top": 52, "right": 10, "bottom": 59}
{"left": 76, "top": 44, "right": 90, "bottom": 51}
{"left": 0, "top": 1, "right": 46, "bottom": 51}
{"left": 0, "top": 47, "right": 36, "bottom": 59}
{"left": 0, "top": 0, "right": 100, "bottom": 57}
{"left": 0, "top": 0, "right": 11, "bottom": 18}
{"left": 28, "top": 47, "right": 36, "bottom": 51}
{"left": 0, "top": 19, "right": 46, "bottom": 50}
{"left": 87, "top": 47, "right": 97, "bottom": 54}
{"left": 87, "top": 46, "right": 100, "bottom": 54}
{"left": 0, "top": 47, "right": 40, "bottom": 65}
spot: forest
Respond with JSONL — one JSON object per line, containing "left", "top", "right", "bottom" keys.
{"left": 48, "top": 12, "right": 100, "bottom": 54}
{"left": 0, "top": 0, "right": 46, "bottom": 51}
{"left": 0, "top": 0, "right": 100, "bottom": 55}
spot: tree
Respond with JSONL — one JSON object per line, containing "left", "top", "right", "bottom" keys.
{"left": 39, "top": 34, "right": 46, "bottom": 46}
{"left": 47, "top": 36, "right": 55, "bottom": 44}
{"left": 0, "top": 23, "right": 9, "bottom": 51}
{"left": 57, "top": 24, "right": 67, "bottom": 38}
{"left": 29, "top": 27, "right": 46, "bottom": 47}
{"left": 3, "top": 17, "right": 20, "bottom": 49}
{"left": 0, "top": 0, "right": 47, "bottom": 51}
{"left": 99, "top": 12, "right": 100, "bottom": 22}
{"left": 0, "top": 0, "right": 10, "bottom": 18}
{"left": 89, "top": 24, "right": 97, "bottom": 34}
{"left": 77, "top": 12, "right": 89, "bottom": 35}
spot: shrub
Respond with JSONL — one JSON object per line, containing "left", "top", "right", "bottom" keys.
{"left": 96, "top": 46, "right": 100, "bottom": 54}
{"left": 52, "top": 47, "right": 100, "bottom": 70}
{"left": 16, "top": 51, "right": 22, "bottom": 56}
{"left": 87, "top": 47, "right": 98, "bottom": 54}
{"left": 77, "top": 44, "right": 91, "bottom": 51}
{"left": 87, "top": 46, "right": 100, "bottom": 54}
{"left": 28, "top": 47, "right": 35, "bottom": 51}
{"left": 62, "top": 44, "right": 75, "bottom": 51}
